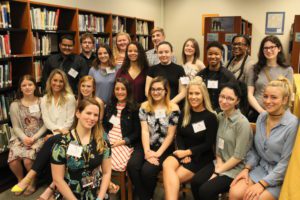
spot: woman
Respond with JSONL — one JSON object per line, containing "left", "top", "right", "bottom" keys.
{"left": 113, "top": 32, "right": 131, "bottom": 67}
{"left": 191, "top": 82, "right": 253, "bottom": 200}
{"left": 116, "top": 41, "right": 149, "bottom": 104}
{"left": 197, "top": 41, "right": 236, "bottom": 112}
{"left": 127, "top": 76, "right": 180, "bottom": 200}
{"left": 146, "top": 41, "right": 186, "bottom": 104}
{"left": 9, "top": 75, "right": 46, "bottom": 196}
{"left": 230, "top": 77, "right": 299, "bottom": 200}
{"left": 11, "top": 69, "right": 76, "bottom": 200}
{"left": 51, "top": 98, "right": 111, "bottom": 200}
{"left": 103, "top": 78, "right": 141, "bottom": 189}
{"left": 78, "top": 75, "right": 105, "bottom": 121}
{"left": 89, "top": 44, "right": 118, "bottom": 104}
{"left": 247, "top": 35, "right": 294, "bottom": 122}
{"left": 182, "top": 38, "right": 206, "bottom": 79}
{"left": 163, "top": 76, "right": 218, "bottom": 200}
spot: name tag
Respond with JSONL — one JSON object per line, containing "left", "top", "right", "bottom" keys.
{"left": 218, "top": 138, "right": 224, "bottom": 150}
{"left": 29, "top": 104, "right": 40, "bottom": 113}
{"left": 68, "top": 68, "right": 79, "bottom": 78}
{"left": 192, "top": 121, "right": 206, "bottom": 133}
{"left": 109, "top": 115, "right": 120, "bottom": 126}
{"left": 155, "top": 109, "right": 166, "bottom": 119}
{"left": 180, "top": 76, "right": 190, "bottom": 85}
{"left": 106, "top": 68, "right": 115, "bottom": 74}
{"left": 81, "top": 176, "right": 94, "bottom": 188}
{"left": 207, "top": 80, "right": 218, "bottom": 89}
{"left": 66, "top": 143, "right": 82, "bottom": 158}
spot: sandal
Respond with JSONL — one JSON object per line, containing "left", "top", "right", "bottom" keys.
{"left": 37, "top": 185, "right": 55, "bottom": 200}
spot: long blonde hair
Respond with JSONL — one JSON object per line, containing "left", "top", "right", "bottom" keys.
{"left": 113, "top": 32, "right": 131, "bottom": 60}
{"left": 265, "top": 76, "right": 293, "bottom": 109}
{"left": 182, "top": 76, "right": 215, "bottom": 127}
{"left": 145, "top": 76, "right": 172, "bottom": 114}
{"left": 45, "top": 69, "right": 73, "bottom": 106}
{"left": 73, "top": 98, "right": 107, "bottom": 153}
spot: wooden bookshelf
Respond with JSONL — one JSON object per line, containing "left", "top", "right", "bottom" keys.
{"left": 290, "top": 15, "right": 300, "bottom": 73}
{"left": 135, "top": 18, "right": 154, "bottom": 50}
{"left": 203, "top": 16, "right": 252, "bottom": 65}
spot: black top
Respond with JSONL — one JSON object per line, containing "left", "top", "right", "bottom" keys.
{"left": 102, "top": 102, "right": 141, "bottom": 148}
{"left": 176, "top": 109, "right": 218, "bottom": 166}
{"left": 197, "top": 66, "right": 236, "bottom": 111}
{"left": 42, "top": 53, "right": 89, "bottom": 93}
{"left": 80, "top": 52, "right": 97, "bottom": 69}
{"left": 148, "top": 62, "right": 185, "bottom": 100}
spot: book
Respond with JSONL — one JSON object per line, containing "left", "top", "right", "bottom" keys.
{"left": 30, "top": 7, "right": 59, "bottom": 30}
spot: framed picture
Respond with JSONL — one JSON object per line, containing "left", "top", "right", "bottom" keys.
{"left": 265, "top": 12, "right": 285, "bottom": 35}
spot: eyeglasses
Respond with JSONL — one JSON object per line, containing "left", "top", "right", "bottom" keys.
{"left": 219, "top": 94, "right": 235, "bottom": 102}
{"left": 232, "top": 42, "right": 247, "bottom": 47}
{"left": 150, "top": 88, "right": 165, "bottom": 93}
{"left": 61, "top": 43, "right": 74, "bottom": 49}
{"left": 263, "top": 46, "right": 277, "bottom": 52}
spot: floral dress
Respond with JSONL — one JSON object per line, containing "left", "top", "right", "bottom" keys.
{"left": 51, "top": 130, "right": 111, "bottom": 200}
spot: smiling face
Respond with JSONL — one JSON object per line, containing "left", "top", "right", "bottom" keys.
{"left": 207, "top": 47, "right": 222, "bottom": 69}
{"left": 50, "top": 73, "right": 64, "bottom": 93}
{"left": 76, "top": 104, "right": 99, "bottom": 129}
{"left": 218, "top": 87, "right": 239, "bottom": 113}
{"left": 97, "top": 47, "right": 109, "bottom": 65}
{"left": 80, "top": 80, "right": 94, "bottom": 98}
{"left": 127, "top": 44, "right": 138, "bottom": 62}
{"left": 232, "top": 37, "right": 248, "bottom": 58}
{"left": 117, "top": 35, "right": 130, "bottom": 51}
{"left": 184, "top": 40, "right": 196, "bottom": 57}
{"left": 114, "top": 82, "right": 127, "bottom": 103}
{"left": 59, "top": 38, "right": 74, "bottom": 56}
{"left": 152, "top": 31, "right": 165, "bottom": 47}
{"left": 263, "top": 41, "right": 281, "bottom": 61}
{"left": 188, "top": 85, "right": 204, "bottom": 110}
{"left": 263, "top": 86, "right": 287, "bottom": 115}
{"left": 150, "top": 81, "right": 166, "bottom": 103}
{"left": 20, "top": 79, "right": 36, "bottom": 97}
{"left": 158, "top": 44, "right": 172, "bottom": 65}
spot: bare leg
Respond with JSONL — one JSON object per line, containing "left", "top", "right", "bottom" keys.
{"left": 258, "top": 190, "right": 276, "bottom": 200}
{"left": 39, "top": 182, "right": 56, "bottom": 200}
{"left": 9, "top": 159, "right": 24, "bottom": 181}
{"left": 163, "top": 156, "right": 181, "bottom": 200}
{"left": 229, "top": 178, "right": 254, "bottom": 200}
{"left": 13, "top": 168, "right": 37, "bottom": 190}
{"left": 23, "top": 158, "right": 36, "bottom": 195}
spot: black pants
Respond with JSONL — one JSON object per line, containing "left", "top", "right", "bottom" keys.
{"left": 191, "top": 162, "right": 233, "bottom": 200}
{"left": 32, "top": 134, "right": 62, "bottom": 175}
{"left": 127, "top": 147, "right": 171, "bottom": 200}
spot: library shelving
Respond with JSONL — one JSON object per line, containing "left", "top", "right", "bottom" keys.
{"left": 203, "top": 16, "right": 252, "bottom": 65}
{"left": 290, "top": 15, "right": 300, "bottom": 73}
{"left": 135, "top": 18, "right": 154, "bottom": 50}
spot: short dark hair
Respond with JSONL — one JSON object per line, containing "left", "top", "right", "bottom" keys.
{"left": 206, "top": 41, "right": 224, "bottom": 52}
{"left": 16, "top": 75, "right": 41, "bottom": 99}
{"left": 157, "top": 41, "right": 173, "bottom": 52}
{"left": 232, "top": 34, "right": 251, "bottom": 46}
{"left": 59, "top": 34, "right": 75, "bottom": 44}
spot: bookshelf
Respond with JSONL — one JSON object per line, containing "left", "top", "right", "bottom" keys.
{"left": 290, "top": 15, "right": 300, "bottom": 73}
{"left": 203, "top": 16, "right": 252, "bottom": 65}
{"left": 135, "top": 18, "right": 154, "bottom": 50}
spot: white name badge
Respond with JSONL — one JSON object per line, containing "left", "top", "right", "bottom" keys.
{"left": 109, "top": 115, "right": 120, "bottom": 126}
{"left": 68, "top": 68, "right": 79, "bottom": 78}
{"left": 67, "top": 143, "right": 83, "bottom": 158}
{"left": 29, "top": 104, "right": 40, "bottom": 113}
{"left": 155, "top": 109, "right": 166, "bottom": 119}
{"left": 192, "top": 121, "right": 206, "bottom": 133}
{"left": 106, "top": 68, "right": 115, "bottom": 74}
{"left": 207, "top": 80, "right": 218, "bottom": 89}
{"left": 180, "top": 77, "right": 190, "bottom": 85}
{"left": 218, "top": 138, "right": 224, "bottom": 150}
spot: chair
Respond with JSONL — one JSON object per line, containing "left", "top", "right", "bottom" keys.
{"left": 112, "top": 171, "right": 133, "bottom": 200}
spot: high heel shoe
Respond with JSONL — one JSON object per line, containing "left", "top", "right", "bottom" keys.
{"left": 11, "top": 177, "right": 32, "bottom": 194}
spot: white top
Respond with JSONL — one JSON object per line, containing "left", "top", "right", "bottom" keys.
{"left": 41, "top": 93, "right": 76, "bottom": 134}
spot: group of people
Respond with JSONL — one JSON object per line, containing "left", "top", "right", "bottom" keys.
{"left": 7, "top": 26, "right": 299, "bottom": 200}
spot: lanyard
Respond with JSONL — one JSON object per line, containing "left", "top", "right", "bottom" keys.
{"left": 74, "top": 129, "right": 93, "bottom": 167}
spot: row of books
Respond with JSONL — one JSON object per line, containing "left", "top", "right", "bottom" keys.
{"left": 34, "top": 60, "right": 42, "bottom": 83}
{"left": 137, "top": 36, "right": 149, "bottom": 50}
{"left": 112, "top": 16, "right": 125, "bottom": 33}
{"left": 0, "top": 63, "right": 12, "bottom": 88}
{"left": 136, "top": 21, "right": 149, "bottom": 35}
{"left": 79, "top": 14, "right": 106, "bottom": 33}
{"left": 30, "top": 7, "right": 60, "bottom": 30}
{"left": 0, "top": 123, "right": 12, "bottom": 153}
{"left": 32, "top": 33, "right": 58, "bottom": 56}
{"left": 0, "top": 93, "right": 14, "bottom": 122}
{"left": 0, "top": 34, "right": 10, "bottom": 58}
{"left": 95, "top": 37, "right": 110, "bottom": 50}
{"left": 0, "top": 1, "right": 11, "bottom": 29}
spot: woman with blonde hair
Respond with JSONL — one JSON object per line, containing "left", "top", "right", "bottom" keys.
{"left": 113, "top": 32, "right": 131, "bottom": 67}
{"left": 127, "top": 76, "right": 180, "bottom": 200}
{"left": 163, "top": 76, "right": 218, "bottom": 200}
{"left": 230, "top": 76, "right": 299, "bottom": 200}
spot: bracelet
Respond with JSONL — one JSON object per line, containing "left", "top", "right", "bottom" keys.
{"left": 213, "top": 172, "right": 220, "bottom": 176}
{"left": 258, "top": 181, "right": 266, "bottom": 190}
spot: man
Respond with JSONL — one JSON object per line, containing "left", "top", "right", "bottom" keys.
{"left": 42, "top": 34, "right": 89, "bottom": 93}
{"left": 146, "top": 27, "right": 176, "bottom": 66}
{"left": 80, "top": 33, "right": 97, "bottom": 68}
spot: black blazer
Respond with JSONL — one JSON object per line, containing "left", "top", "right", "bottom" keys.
{"left": 103, "top": 102, "right": 141, "bottom": 148}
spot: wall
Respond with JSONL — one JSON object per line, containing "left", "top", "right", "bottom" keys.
{"left": 164, "top": 0, "right": 300, "bottom": 65}
{"left": 30, "top": 0, "right": 164, "bottom": 27}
